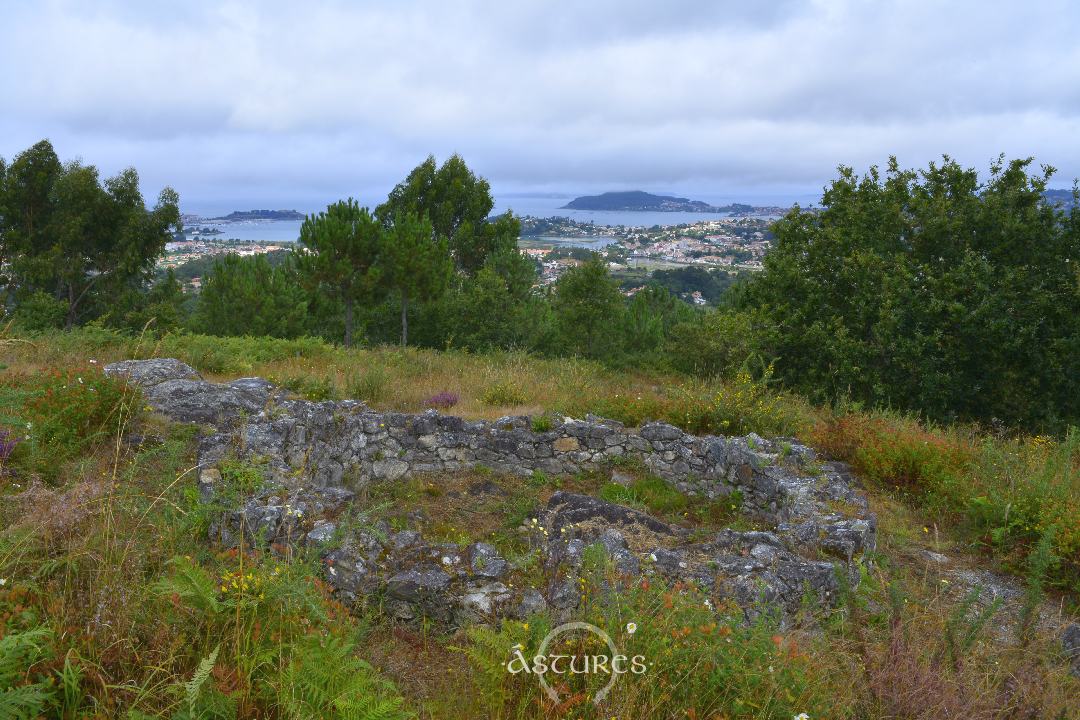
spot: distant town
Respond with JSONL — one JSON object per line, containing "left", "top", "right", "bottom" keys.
{"left": 158, "top": 206, "right": 779, "bottom": 304}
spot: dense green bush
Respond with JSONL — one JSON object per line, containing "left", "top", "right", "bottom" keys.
{"left": 743, "top": 156, "right": 1080, "bottom": 432}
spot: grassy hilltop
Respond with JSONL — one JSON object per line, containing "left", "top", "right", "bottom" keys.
{"left": 0, "top": 326, "right": 1077, "bottom": 719}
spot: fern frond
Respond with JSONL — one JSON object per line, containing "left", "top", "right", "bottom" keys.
{"left": 0, "top": 684, "right": 54, "bottom": 720}
{"left": 185, "top": 644, "right": 219, "bottom": 712}
{"left": 155, "top": 557, "right": 221, "bottom": 615}
{"left": 0, "top": 626, "right": 53, "bottom": 685}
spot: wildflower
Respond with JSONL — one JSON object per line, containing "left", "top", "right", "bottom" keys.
{"left": 626, "top": 622, "right": 637, "bottom": 635}
{"left": 0, "top": 578, "right": 7, "bottom": 586}
{"left": 794, "top": 714, "right": 811, "bottom": 720}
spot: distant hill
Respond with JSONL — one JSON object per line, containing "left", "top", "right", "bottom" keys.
{"left": 1043, "top": 189, "right": 1077, "bottom": 209}
{"left": 562, "top": 191, "right": 753, "bottom": 214}
{"left": 215, "top": 209, "right": 305, "bottom": 221}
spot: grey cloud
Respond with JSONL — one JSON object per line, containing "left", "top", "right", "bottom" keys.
{"left": 1, "top": 0, "right": 1079, "bottom": 211}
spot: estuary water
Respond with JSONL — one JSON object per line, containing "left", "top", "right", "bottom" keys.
{"left": 179, "top": 194, "right": 783, "bottom": 244}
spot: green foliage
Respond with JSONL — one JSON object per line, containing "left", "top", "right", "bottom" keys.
{"left": 9, "top": 290, "right": 67, "bottom": 331}
{"left": 0, "top": 627, "right": 58, "bottom": 720}
{"left": 479, "top": 379, "right": 528, "bottom": 407}
{"left": 104, "top": 268, "right": 188, "bottom": 333}
{"left": 275, "top": 373, "right": 337, "bottom": 401}
{"left": 552, "top": 256, "right": 626, "bottom": 359}
{"left": 0, "top": 140, "right": 180, "bottom": 328}
{"left": 743, "top": 155, "right": 1080, "bottom": 431}
{"left": 377, "top": 154, "right": 518, "bottom": 276}
{"left": 940, "top": 586, "right": 1003, "bottom": 669}
{"left": 192, "top": 253, "right": 309, "bottom": 339}
{"left": 813, "top": 414, "right": 1080, "bottom": 588}
{"left": 277, "top": 634, "right": 412, "bottom": 720}
{"left": 297, "top": 199, "right": 386, "bottom": 347}
{"left": 459, "top": 579, "right": 842, "bottom": 719}
{"left": 346, "top": 366, "right": 390, "bottom": 403}
{"left": 666, "top": 308, "right": 758, "bottom": 378}
{"left": 184, "top": 645, "right": 220, "bottom": 714}
{"left": 382, "top": 211, "right": 453, "bottom": 346}
{"left": 599, "top": 475, "right": 688, "bottom": 516}
{"left": 154, "top": 554, "right": 409, "bottom": 719}
{"left": 1018, "top": 528, "right": 1058, "bottom": 644}
{"left": 643, "top": 265, "right": 744, "bottom": 304}
{"left": 619, "top": 284, "right": 695, "bottom": 365}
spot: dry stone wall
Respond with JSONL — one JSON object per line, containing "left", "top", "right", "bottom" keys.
{"left": 106, "top": 358, "right": 877, "bottom": 625}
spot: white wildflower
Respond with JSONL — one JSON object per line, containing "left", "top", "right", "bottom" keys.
{"left": 626, "top": 622, "right": 637, "bottom": 635}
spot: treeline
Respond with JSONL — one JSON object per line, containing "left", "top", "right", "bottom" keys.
{"left": 2, "top": 141, "right": 1078, "bottom": 432}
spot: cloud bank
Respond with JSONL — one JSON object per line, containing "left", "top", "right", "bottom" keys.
{"left": 2, "top": 0, "right": 1079, "bottom": 213}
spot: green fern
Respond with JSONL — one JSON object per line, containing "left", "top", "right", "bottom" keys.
{"left": 155, "top": 556, "right": 222, "bottom": 615}
{"left": 0, "top": 684, "right": 54, "bottom": 720}
{"left": 278, "top": 634, "right": 411, "bottom": 720}
{"left": 185, "top": 645, "right": 219, "bottom": 713}
{"left": 0, "top": 626, "right": 58, "bottom": 720}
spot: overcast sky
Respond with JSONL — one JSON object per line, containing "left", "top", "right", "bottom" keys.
{"left": 2, "top": 0, "right": 1079, "bottom": 214}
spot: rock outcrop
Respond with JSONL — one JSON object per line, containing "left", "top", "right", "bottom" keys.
{"left": 107, "top": 358, "right": 877, "bottom": 627}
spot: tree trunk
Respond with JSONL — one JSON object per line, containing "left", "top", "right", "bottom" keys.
{"left": 65, "top": 283, "right": 76, "bottom": 330}
{"left": 400, "top": 293, "right": 409, "bottom": 347}
{"left": 343, "top": 295, "right": 354, "bottom": 348}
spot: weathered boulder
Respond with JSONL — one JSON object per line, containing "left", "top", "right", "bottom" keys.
{"left": 104, "top": 358, "right": 201, "bottom": 387}
{"left": 143, "top": 379, "right": 270, "bottom": 426}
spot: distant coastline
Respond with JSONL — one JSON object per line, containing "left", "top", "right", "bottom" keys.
{"left": 562, "top": 190, "right": 757, "bottom": 214}
{"left": 211, "top": 209, "right": 306, "bottom": 221}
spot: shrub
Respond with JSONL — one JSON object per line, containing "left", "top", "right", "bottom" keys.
{"left": 10, "top": 291, "right": 67, "bottom": 331}
{"left": 480, "top": 380, "right": 528, "bottom": 407}
{"left": 0, "top": 626, "right": 59, "bottom": 719}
